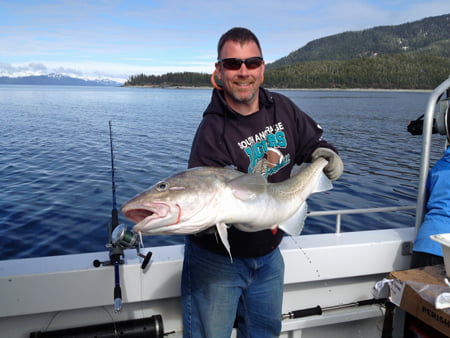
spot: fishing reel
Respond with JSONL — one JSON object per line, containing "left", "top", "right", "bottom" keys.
{"left": 112, "top": 224, "right": 153, "bottom": 270}
{"left": 112, "top": 223, "right": 141, "bottom": 249}
{"left": 93, "top": 224, "right": 152, "bottom": 270}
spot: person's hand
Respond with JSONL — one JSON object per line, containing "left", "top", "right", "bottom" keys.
{"left": 311, "top": 148, "right": 344, "bottom": 181}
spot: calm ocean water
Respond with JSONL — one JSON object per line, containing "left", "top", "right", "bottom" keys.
{"left": 0, "top": 85, "right": 445, "bottom": 260}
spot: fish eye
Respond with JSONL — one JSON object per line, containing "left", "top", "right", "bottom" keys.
{"left": 156, "top": 181, "right": 169, "bottom": 192}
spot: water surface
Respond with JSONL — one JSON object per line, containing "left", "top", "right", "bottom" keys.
{"left": 0, "top": 85, "right": 444, "bottom": 260}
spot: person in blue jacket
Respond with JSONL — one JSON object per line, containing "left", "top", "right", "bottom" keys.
{"left": 411, "top": 111, "right": 450, "bottom": 268}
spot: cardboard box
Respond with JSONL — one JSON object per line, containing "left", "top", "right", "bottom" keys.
{"left": 390, "top": 265, "right": 450, "bottom": 336}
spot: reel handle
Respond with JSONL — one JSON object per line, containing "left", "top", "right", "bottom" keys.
{"left": 139, "top": 251, "right": 153, "bottom": 270}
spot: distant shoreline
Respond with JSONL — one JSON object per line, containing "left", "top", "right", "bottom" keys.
{"left": 122, "top": 85, "right": 432, "bottom": 93}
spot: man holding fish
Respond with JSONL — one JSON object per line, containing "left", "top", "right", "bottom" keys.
{"left": 121, "top": 27, "right": 343, "bottom": 337}
{"left": 181, "top": 27, "right": 343, "bottom": 337}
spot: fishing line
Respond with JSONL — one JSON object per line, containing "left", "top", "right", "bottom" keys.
{"left": 43, "top": 311, "right": 61, "bottom": 332}
{"left": 43, "top": 308, "right": 120, "bottom": 336}
{"left": 287, "top": 234, "right": 322, "bottom": 279}
{"left": 286, "top": 234, "right": 337, "bottom": 315}
{"left": 101, "top": 306, "right": 119, "bottom": 338}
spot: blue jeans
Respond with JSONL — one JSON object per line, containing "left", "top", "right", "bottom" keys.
{"left": 181, "top": 238, "right": 284, "bottom": 338}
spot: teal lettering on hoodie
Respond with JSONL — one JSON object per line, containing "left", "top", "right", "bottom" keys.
{"left": 245, "top": 131, "right": 288, "bottom": 174}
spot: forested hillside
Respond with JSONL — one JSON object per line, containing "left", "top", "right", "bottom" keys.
{"left": 125, "top": 72, "right": 210, "bottom": 87}
{"left": 124, "top": 14, "right": 450, "bottom": 89}
{"left": 266, "top": 14, "right": 450, "bottom": 68}
{"left": 264, "top": 54, "right": 450, "bottom": 89}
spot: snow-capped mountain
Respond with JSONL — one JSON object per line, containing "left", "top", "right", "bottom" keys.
{"left": 0, "top": 74, "right": 123, "bottom": 86}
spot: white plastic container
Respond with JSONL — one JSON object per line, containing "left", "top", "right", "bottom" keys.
{"left": 430, "top": 233, "right": 450, "bottom": 276}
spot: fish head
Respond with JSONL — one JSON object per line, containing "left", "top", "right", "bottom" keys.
{"left": 121, "top": 168, "right": 231, "bottom": 235}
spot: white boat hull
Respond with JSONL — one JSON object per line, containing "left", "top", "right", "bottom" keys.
{"left": 0, "top": 227, "right": 413, "bottom": 337}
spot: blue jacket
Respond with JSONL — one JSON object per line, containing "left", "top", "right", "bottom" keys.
{"left": 413, "top": 147, "right": 450, "bottom": 256}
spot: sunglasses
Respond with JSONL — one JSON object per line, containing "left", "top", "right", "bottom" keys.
{"left": 218, "top": 57, "right": 264, "bottom": 70}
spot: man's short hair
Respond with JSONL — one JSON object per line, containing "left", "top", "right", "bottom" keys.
{"left": 217, "top": 27, "right": 263, "bottom": 59}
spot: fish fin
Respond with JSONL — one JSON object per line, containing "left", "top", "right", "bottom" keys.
{"left": 292, "top": 164, "right": 333, "bottom": 195}
{"left": 228, "top": 174, "right": 267, "bottom": 201}
{"left": 290, "top": 163, "right": 308, "bottom": 176}
{"left": 216, "top": 222, "right": 233, "bottom": 262}
{"left": 279, "top": 171, "right": 332, "bottom": 236}
{"left": 314, "top": 171, "right": 333, "bottom": 194}
{"left": 279, "top": 202, "right": 308, "bottom": 236}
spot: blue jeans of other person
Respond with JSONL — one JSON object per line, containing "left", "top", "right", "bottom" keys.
{"left": 182, "top": 237, "right": 284, "bottom": 338}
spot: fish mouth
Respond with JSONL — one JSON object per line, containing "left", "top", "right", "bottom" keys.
{"left": 122, "top": 208, "right": 154, "bottom": 223}
{"left": 121, "top": 202, "right": 180, "bottom": 233}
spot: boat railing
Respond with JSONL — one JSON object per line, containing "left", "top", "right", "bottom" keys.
{"left": 416, "top": 76, "right": 450, "bottom": 232}
{"left": 308, "top": 76, "right": 450, "bottom": 236}
{"left": 308, "top": 205, "right": 416, "bottom": 233}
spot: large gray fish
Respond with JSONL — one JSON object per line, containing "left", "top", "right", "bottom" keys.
{"left": 121, "top": 158, "right": 332, "bottom": 258}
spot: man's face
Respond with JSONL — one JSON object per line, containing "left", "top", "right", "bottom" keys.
{"left": 215, "top": 40, "right": 265, "bottom": 114}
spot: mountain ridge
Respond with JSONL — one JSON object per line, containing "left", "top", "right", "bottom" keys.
{"left": 123, "top": 13, "right": 450, "bottom": 89}
{"left": 266, "top": 13, "right": 450, "bottom": 70}
{"left": 0, "top": 73, "right": 122, "bottom": 86}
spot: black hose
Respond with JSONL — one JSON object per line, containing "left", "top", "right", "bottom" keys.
{"left": 30, "top": 315, "right": 164, "bottom": 338}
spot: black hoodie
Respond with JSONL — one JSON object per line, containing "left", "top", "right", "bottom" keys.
{"left": 188, "top": 87, "right": 337, "bottom": 257}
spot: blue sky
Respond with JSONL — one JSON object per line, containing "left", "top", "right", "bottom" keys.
{"left": 0, "top": 0, "right": 448, "bottom": 82}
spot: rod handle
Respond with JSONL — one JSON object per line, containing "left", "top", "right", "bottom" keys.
{"left": 288, "top": 306, "right": 322, "bottom": 318}
{"left": 357, "top": 298, "right": 386, "bottom": 306}
{"left": 114, "top": 292, "right": 122, "bottom": 313}
{"left": 113, "top": 260, "right": 122, "bottom": 312}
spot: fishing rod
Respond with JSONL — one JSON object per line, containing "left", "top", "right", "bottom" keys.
{"left": 282, "top": 298, "right": 395, "bottom": 338}
{"left": 108, "top": 120, "right": 125, "bottom": 313}
{"left": 93, "top": 121, "right": 152, "bottom": 313}
{"left": 282, "top": 298, "right": 387, "bottom": 320}
{"left": 109, "top": 120, "right": 120, "bottom": 232}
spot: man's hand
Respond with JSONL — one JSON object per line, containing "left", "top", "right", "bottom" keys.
{"left": 311, "top": 148, "right": 344, "bottom": 181}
